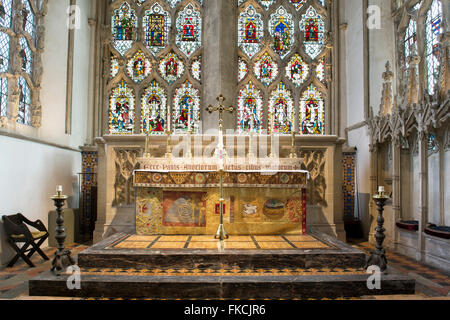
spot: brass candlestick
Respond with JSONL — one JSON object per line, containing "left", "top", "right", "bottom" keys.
{"left": 289, "top": 131, "right": 297, "bottom": 159}
{"left": 51, "top": 187, "right": 75, "bottom": 275}
{"left": 144, "top": 131, "right": 151, "bottom": 158}
{"left": 215, "top": 169, "right": 229, "bottom": 241}
{"left": 165, "top": 129, "right": 172, "bottom": 158}
{"left": 366, "top": 187, "right": 390, "bottom": 273}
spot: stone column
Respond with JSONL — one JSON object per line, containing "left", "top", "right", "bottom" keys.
{"left": 202, "top": 0, "right": 237, "bottom": 133}
{"left": 417, "top": 132, "right": 428, "bottom": 261}
{"left": 93, "top": 137, "right": 107, "bottom": 243}
{"left": 391, "top": 138, "right": 401, "bottom": 247}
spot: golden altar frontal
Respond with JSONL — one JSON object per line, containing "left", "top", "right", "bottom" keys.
{"left": 134, "top": 158, "right": 309, "bottom": 235}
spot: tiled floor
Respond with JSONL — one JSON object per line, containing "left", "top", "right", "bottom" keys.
{"left": 0, "top": 237, "right": 448, "bottom": 300}
{"left": 106, "top": 234, "right": 330, "bottom": 250}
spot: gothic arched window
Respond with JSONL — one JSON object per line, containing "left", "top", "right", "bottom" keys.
{"left": 108, "top": 0, "right": 203, "bottom": 135}
{"left": 237, "top": 0, "right": 330, "bottom": 135}
{"left": 0, "top": 0, "right": 43, "bottom": 127}
{"left": 403, "top": 18, "right": 417, "bottom": 75}
{"left": 424, "top": 0, "right": 442, "bottom": 95}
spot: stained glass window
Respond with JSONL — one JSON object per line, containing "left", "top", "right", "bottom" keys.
{"left": 427, "top": 133, "right": 438, "bottom": 153}
{"left": 0, "top": 31, "right": 10, "bottom": 72}
{"left": 19, "top": 37, "right": 32, "bottom": 74}
{"left": 238, "top": 5, "right": 264, "bottom": 59}
{"left": 17, "top": 77, "right": 31, "bottom": 125}
{"left": 237, "top": 81, "right": 263, "bottom": 133}
{"left": 110, "top": 57, "right": 119, "bottom": 78}
{"left": 238, "top": 57, "right": 249, "bottom": 82}
{"left": 166, "top": 0, "right": 182, "bottom": 8}
{"left": 109, "top": 80, "right": 135, "bottom": 134}
{"left": 0, "top": 0, "right": 13, "bottom": 28}
{"left": 268, "top": 6, "right": 294, "bottom": 59}
{"left": 425, "top": 0, "right": 442, "bottom": 95}
{"left": 300, "top": 6, "right": 325, "bottom": 60}
{"left": 254, "top": 52, "right": 278, "bottom": 87}
{"left": 285, "top": 53, "right": 308, "bottom": 87}
{"left": 290, "top": 0, "right": 306, "bottom": 11}
{"left": 158, "top": 51, "right": 184, "bottom": 85}
{"left": 176, "top": 4, "right": 202, "bottom": 58}
{"left": 403, "top": 18, "right": 417, "bottom": 76}
{"left": 172, "top": 80, "right": 201, "bottom": 134}
{"left": 191, "top": 56, "right": 201, "bottom": 82}
{"left": 269, "top": 82, "right": 294, "bottom": 134}
{"left": 21, "top": 0, "right": 34, "bottom": 36}
{"left": 127, "top": 50, "right": 151, "bottom": 83}
{"left": 257, "top": 0, "right": 275, "bottom": 11}
{"left": 112, "top": 2, "right": 137, "bottom": 56}
{"left": 300, "top": 84, "right": 324, "bottom": 135}
{"left": 316, "top": 58, "right": 326, "bottom": 84}
{"left": 143, "top": 3, "right": 171, "bottom": 56}
{"left": 0, "top": 77, "right": 7, "bottom": 117}
{"left": 141, "top": 80, "right": 167, "bottom": 135}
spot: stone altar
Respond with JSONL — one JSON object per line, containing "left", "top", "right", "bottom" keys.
{"left": 134, "top": 157, "right": 309, "bottom": 235}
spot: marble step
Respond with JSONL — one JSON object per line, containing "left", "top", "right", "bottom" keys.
{"left": 77, "top": 232, "right": 367, "bottom": 270}
{"left": 29, "top": 268, "right": 415, "bottom": 299}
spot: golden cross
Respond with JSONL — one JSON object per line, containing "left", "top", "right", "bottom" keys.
{"left": 206, "top": 95, "right": 235, "bottom": 133}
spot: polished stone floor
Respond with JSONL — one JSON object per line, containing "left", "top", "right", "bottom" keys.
{"left": 0, "top": 238, "right": 449, "bottom": 300}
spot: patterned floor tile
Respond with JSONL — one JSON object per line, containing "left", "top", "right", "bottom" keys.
{"left": 158, "top": 236, "right": 189, "bottom": 242}
{"left": 114, "top": 241, "right": 151, "bottom": 249}
{"left": 257, "top": 241, "right": 294, "bottom": 249}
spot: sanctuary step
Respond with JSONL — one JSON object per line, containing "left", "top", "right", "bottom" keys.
{"left": 29, "top": 232, "right": 416, "bottom": 299}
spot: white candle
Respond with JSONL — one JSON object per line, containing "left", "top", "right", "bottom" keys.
{"left": 56, "top": 185, "right": 63, "bottom": 193}
{"left": 378, "top": 186, "right": 385, "bottom": 193}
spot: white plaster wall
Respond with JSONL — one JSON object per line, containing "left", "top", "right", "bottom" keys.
{"left": 0, "top": 0, "right": 92, "bottom": 265}
{"left": 344, "top": 0, "right": 365, "bottom": 126}
{"left": 368, "top": 0, "right": 396, "bottom": 112}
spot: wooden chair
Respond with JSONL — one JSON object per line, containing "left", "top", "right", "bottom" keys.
{"left": 2, "top": 213, "right": 49, "bottom": 268}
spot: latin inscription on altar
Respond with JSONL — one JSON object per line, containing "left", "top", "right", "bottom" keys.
{"left": 134, "top": 157, "right": 308, "bottom": 236}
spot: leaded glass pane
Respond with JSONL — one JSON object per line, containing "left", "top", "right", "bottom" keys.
{"left": 238, "top": 57, "right": 249, "bottom": 82}
{"left": 290, "top": 0, "right": 306, "bottom": 11}
{"left": 238, "top": 5, "right": 264, "bottom": 60}
{"left": 268, "top": 6, "right": 294, "bottom": 59}
{"left": 111, "top": 57, "right": 119, "bottom": 78}
{"left": 269, "top": 82, "right": 294, "bottom": 134}
{"left": 158, "top": 51, "right": 184, "bottom": 85}
{"left": 191, "top": 56, "right": 201, "bottom": 82}
{"left": 109, "top": 80, "right": 135, "bottom": 134}
{"left": 21, "top": 0, "right": 35, "bottom": 36}
{"left": 316, "top": 58, "right": 326, "bottom": 84}
{"left": 172, "top": 80, "right": 201, "bottom": 134}
{"left": 112, "top": 2, "right": 137, "bottom": 56}
{"left": 237, "top": 81, "right": 263, "bottom": 133}
{"left": 176, "top": 4, "right": 202, "bottom": 58}
{"left": 141, "top": 80, "right": 167, "bottom": 135}
{"left": 0, "top": 31, "right": 10, "bottom": 72}
{"left": 299, "top": 6, "right": 325, "bottom": 60}
{"left": 285, "top": 53, "right": 308, "bottom": 87}
{"left": 425, "top": 0, "right": 442, "bottom": 95}
{"left": 17, "top": 77, "right": 31, "bottom": 126}
{"left": 0, "top": 0, "right": 13, "bottom": 28}
{"left": 0, "top": 77, "right": 7, "bottom": 117}
{"left": 127, "top": 50, "right": 151, "bottom": 83}
{"left": 404, "top": 18, "right": 417, "bottom": 75}
{"left": 143, "top": 3, "right": 171, "bottom": 56}
{"left": 254, "top": 52, "right": 278, "bottom": 87}
{"left": 257, "top": 0, "right": 275, "bottom": 11}
{"left": 300, "top": 84, "right": 324, "bottom": 135}
{"left": 19, "top": 37, "right": 32, "bottom": 75}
